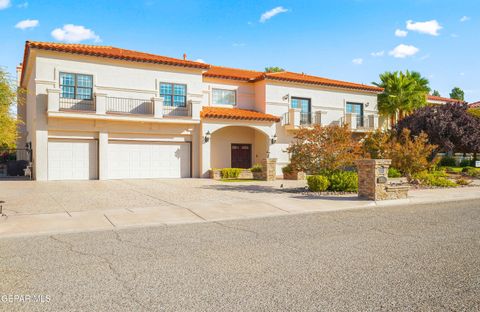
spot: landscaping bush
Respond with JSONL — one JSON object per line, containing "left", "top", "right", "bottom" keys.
{"left": 250, "top": 164, "right": 262, "bottom": 173}
{"left": 459, "top": 159, "right": 472, "bottom": 167}
{"left": 307, "top": 175, "right": 330, "bottom": 192}
{"left": 281, "top": 164, "right": 294, "bottom": 174}
{"left": 220, "top": 168, "right": 242, "bottom": 179}
{"left": 413, "top": 172, "right": 457, "bottom": 187}
{"left": 388, "top": 167, "right": 402, "bottom": 178}
{"left": 327, "top": 171, "right": 358, "bottom": 192}
{"left": 462, "top": 167, "right": 480, "bottom": 178}
{"left": 439, "top": 156, "right": 457, "bottom": 167}
{"left": 455, "top": 177, "right": 471, "bottom": 186}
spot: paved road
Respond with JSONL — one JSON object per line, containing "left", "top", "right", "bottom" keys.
{"left": 1, "top": 200, "right": 479, "bottom": 311}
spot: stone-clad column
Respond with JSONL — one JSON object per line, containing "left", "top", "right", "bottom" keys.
{"left": 261, "top": 158, "right": 277, "bottom": 181}
{"left": 356, "top": 159, "right": 391, "bottom": 200}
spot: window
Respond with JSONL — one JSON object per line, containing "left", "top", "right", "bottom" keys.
{"left": 212, "top": 89, "right": 236, "bottom": 105}
{"left": 160, "top": 83, "right": 187, "bottom": 107}
{"left": 346, "top": 102, "right": 364, "bottom": 126}
{"left": 291, "top": 97, "right": 311, "bottom": 124}
{"left": 59, "top": 73, "right": 93, "bottom": 100}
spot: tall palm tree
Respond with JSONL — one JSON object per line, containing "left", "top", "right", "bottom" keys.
{"left": 373, "top": 71, "right": 430, "bottom": 125}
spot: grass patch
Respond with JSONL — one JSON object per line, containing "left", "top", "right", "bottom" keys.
{"left": 220, "top": 179, "right": 259, "bottom": 182}
{"left": 441, "top": 166, "right": 463, "bottom": 173}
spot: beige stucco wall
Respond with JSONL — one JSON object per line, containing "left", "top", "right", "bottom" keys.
{"left": 203, "top": 77, "right": 256, "bottom": 110}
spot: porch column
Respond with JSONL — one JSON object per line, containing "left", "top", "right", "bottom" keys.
{"left": 200, "top": 127, "right": 212, "bottom": 178}
{"left": 98, "top": 132, "right": 109, "bottom": 180}
{"left": 34, "top": 130, "right": 48, "bottom": 181}
{"left": 47, "top": 88, "right": 60, "bottom": 112}
{"left": 190, "top": 100, "right": 202, "bottom": 120}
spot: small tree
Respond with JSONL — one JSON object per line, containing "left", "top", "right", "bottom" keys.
{"left": 432, "top": 90, "right": 441, "bottom": 97}
{"left": 287, "top": 124, "right": 362, "bottom": 173}
{"left": 449, "top": 87, "right": 465, "bottom": 101}
{"left": 264, "top": 66, "right": 285, "bottom": 73}
{"left": 390, "top": 129, "right": 437, "bottom": 178}
{"left": 361, "top": 130, "right": 394, "bottom": 159}
{"left": 0, "top": 68, "right": 21, "bottom": 148}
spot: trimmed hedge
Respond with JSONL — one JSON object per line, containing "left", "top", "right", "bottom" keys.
{"left": 307, "top": 175, "right": 330, "bottom": 192}
{"left": 220, "top": 168, "right": 242, "bottom": 179}
{"left": 328, "top": 171, "right": 358, "bottom": 192}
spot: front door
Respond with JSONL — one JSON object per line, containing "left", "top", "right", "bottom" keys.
{"left": 231, "top": 144, "right": 252, "bottom": 169}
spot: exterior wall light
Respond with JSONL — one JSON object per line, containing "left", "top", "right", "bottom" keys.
{"left": 271, "top": 134, "right": 277, "bottom": 144}
{"left": 204, "top": 131, "right": 211, "bottom": 143}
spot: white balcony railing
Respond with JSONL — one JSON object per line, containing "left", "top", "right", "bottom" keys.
{"left": 340, "top": 113, "right": 376, "bottom": 131}
{"left": 59, "top": 98, "right": 95, "bottom": 111}
{"left": 282, "top": 108, "right": 321, "bottom": 129}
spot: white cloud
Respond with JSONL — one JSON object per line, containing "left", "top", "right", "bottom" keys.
{"left": 17, "top": 1, "right": 28, "bottom": 8}
{"left": 259, "top": 6, "right": 288, "bottom": 23}
{"left": 406, "top": 20, "right": 442, "bottom": 36}
{"left": 51, "top": 24, "right": 101, "bottom": 43}
{"left": 15, "top": 19, "right": 39, "bottom": 30}
{"left": 370, "top": 50, "right": 384, "bottom": 57}
{"left": 352, "top": 58, "right": 363, "bottom": 65}
{"left": 460, "top": 16, "right": 470, "bottom": 22}
{"left": 389, "top": 44, "right": 419, "bottom": 58}
{"left": 0, "top": 0, "right": 11, "bottom": 10}
{"left": 395, "top": 29, "right": 408, "bottom": 37}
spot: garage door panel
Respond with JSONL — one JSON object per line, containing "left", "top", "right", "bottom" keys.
{"left": 108, "top": 141, "right": 190, "bottom": 179}
{"left": 48, "top": 140, "right": 98, "bottom": 181}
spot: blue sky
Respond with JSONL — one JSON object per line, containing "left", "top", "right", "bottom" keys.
{"left": 1, "top": 0, "right": 478, "bottom": 101}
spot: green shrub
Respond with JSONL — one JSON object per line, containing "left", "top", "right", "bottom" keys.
{"left": 459, "top": 159, "right": 472, "bottom": 167}
{"left": 462, "top": 167, "right": 480, "bottom": 178}
{"left": 413, "top": 171, "right": 457, "bottom": 187}
{"left": 282, "top": 164, "right": 294, "bottom": 174}
{"left": 388, "top": 167, "right": 402, "bottom": 178}
{"left": 220, "top": 168, "right": 242, "bottom": 179}
{"left": 328, "top": 171, "right": 358, "bottom": 192}
{"left": 307, "top": 175, "right": 330, "bottom": 192}
{"left": 439, "top": 156, "right": 457, "bottom": 167}
{"left": 250, "top": 164, "right": 262, "bottom": 173}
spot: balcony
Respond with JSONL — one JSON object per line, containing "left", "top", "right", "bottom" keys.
{"left": 340, "top": 113, "right": 377, "bottom": 131}
{"left": 282, "top": 108, "right": 322, "bottom": 130}
{"left": 48, "top": 89, "right": 198, "bottom": 120}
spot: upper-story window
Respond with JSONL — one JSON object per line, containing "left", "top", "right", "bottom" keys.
{"left": 212, "top": 89, "right": 236, "bottom": 106}
{"left": 291, "top": 97, "right": 312, "bottom": 125}
{"left": 60, "top": 72, "right": 93, "bottom": 100}
{"left": 346, "top": 102, "right": 364, "bottom": 126}
{"left": 160, "top": 83, "right": 187, "bottom": 107}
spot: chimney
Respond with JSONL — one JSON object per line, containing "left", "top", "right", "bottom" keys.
{"left": 16, "top": 63, "right": 23, "bottom": 86}
{"left": 183, "top": 53, "right": 187, "bottom": 60}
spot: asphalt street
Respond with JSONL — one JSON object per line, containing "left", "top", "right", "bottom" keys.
{"left": 1, "top": 199, "right": 479, "bottom": 311}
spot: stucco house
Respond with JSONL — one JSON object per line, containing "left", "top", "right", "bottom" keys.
{"left": 17, "top": 41, "right": 382, "bottom": 181}
{"left": 427, "top": 95, "right": 465, "bottom": 106}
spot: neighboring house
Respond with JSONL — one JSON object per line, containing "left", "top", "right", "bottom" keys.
{"left": 469, "top": 101, "right": 480, "bottom": 108}
{"left": 18, "top": 41, "right": 382, "bottom": 181}
{"left": 427, "top": 95, "right": 465, "bottom": 106}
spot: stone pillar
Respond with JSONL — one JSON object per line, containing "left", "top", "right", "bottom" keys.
{"left": 152, "top": 97, "right": 164, "bottom": 118}
{"left": 261, "top": 158, "right": 277, "bottom": 181}
{"left": 47, "top": 88, "right": 60, "bottom": 112}
{"left": 95, "top": 93, "right": 107, "bottom": 114}
{"left": 356, "top": 159, "right": 391, "bottom": 200}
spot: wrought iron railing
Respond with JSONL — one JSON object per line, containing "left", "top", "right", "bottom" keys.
{"left": 163, "top": 102, "right": 192, "bottom": 117}
{"left": 106, "top": 97, "right": 154, "bottom": 115}
{"left": 59, "top": 98, "right": 95, "bottom": 111}
{"left": 341, "top": 114, "right": 375, "bottom": 130}
{"left": 283, "top": 111, "right": 321, "bottom": 127}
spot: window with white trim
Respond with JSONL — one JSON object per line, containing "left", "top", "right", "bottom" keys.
{"left": 59, "top": 72, "right": 93, "bottom": 100}
{"left": 212, "top": 89, "right": 236, "bottom": 105}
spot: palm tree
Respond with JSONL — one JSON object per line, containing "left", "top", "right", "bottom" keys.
{"left": 373, "top": 71, "right": 430, "bottom": 125}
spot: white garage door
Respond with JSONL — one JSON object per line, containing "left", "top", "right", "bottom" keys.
{"left": 48, "top": 139, "right": 98, "bottom": 180}
{"left": 107, "top": 141, "right": 191, "bottom": 179}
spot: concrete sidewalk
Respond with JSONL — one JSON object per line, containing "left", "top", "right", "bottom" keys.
{"left": 1, "top": 185, "right": 479, "bottom": 238}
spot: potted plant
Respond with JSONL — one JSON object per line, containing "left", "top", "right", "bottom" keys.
{"left": 282, "top": 163, "right": 306, "bottom": 180}
{"left": 250, "top": 164, "right": 263, "bottom": 180}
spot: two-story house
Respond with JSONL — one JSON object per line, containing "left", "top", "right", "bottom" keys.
{"left": 18, "top": 41, "right": 382, "bottom": 181}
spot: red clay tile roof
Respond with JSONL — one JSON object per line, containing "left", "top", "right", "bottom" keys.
{"left": 203, "top": 66, "right": 264, "bottom": 81}
{"left": 427, "top": 95, "right": 465, "bottom": 103}
{"left": 200, "top": 106, "right": 280, "bottom": 122}
{"left": 469, "top": 101, "right": 480, "bottom": 108}
{"left": 20, "top": 41, "right": 209, "bottom": 86}
{"left": 263, "top": 71, "right": 383, "bottom": 93}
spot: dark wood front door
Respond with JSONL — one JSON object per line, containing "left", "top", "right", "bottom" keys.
{"left": 231, "top": 144, "right": 252, "bottom": 169}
